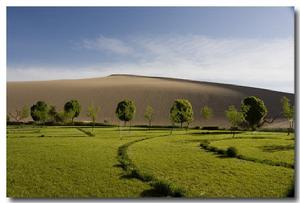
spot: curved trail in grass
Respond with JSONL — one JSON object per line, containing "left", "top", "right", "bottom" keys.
{"left": 199, "top": 138, "right": 294, "bottom": 169}
{"left": 117, "top": 133, "right": 186, "bottom": 197}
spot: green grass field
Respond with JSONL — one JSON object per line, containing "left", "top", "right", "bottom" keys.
{"left": 7, "top": 126, "right": 295, "bottom": 198}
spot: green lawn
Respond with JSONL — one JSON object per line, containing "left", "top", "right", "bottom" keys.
{"left": 128, "top": 131, "right": 294, "bottom": 198}
{"left": 7, "top": 126, "right": 154, "bottom": 198}
{"left": 7, "top": 126, "right": 295, "bottom": 198}
{"left": 210, "top": 135, "right": 294, "bottom": 165}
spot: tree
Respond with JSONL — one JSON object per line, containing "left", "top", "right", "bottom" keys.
{"left": 170, "top": 99, "right": 194, "bottom": 129}
{"left": 64, "top": 100, "right": 81, "bottom": 123}
{"left": 55, "top": 111, "right": 67, "bottom": 123}
{"left": 9, "top": 105, "right": 30, "bottom": 122}
{"left": 281, "top": 96, "right": 294, "bottom": 135}
{"left": 21, "top": 105, "right": 30, "bottom": 122}
{"left": 115, "top": 99, "right": 136, "bottom": 129}
{"left": 144, "top": 105, "right": 154, "bottom": 129}
{"left": 225, "top": 105, "right": 245, "bottom": 137}
{"left": 200, "top": 105, "right": 213, "bottom": 121}
{"left": 30, "top": 101, "right": 49, "bottom": 124}
{"left": 241, "top": 96, "right": 267, "bottom": 130}
{"left": 48, "top": 105, "right": 58, "bottom": 123}
{"left": 87, "top": 103, "right": 100, "bottom": 131}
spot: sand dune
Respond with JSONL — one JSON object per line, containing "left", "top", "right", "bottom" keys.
{"left": 7, "top": 74, "right": 294, "bottom": 128}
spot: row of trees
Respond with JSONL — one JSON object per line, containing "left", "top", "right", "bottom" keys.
{"left": 8, "top": 100, "right": 82, "bottom": 125}
{"left": 168, "top": 96, "right": 294, "bottom": 133}
{"left": 7, "top": 96, "right": 294, "bottom": 132}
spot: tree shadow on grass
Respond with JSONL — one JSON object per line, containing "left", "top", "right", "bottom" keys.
{"left": 259, "top": 144, "right": 294, "bottom": 152}
{"left": 215, "top": 154, "right": 232, "bottom": 159}
{"left": 140, "top": 188, "right": 169, "bottom": 197}
{"left": 114, "top": 128, "right": 171, "bottom": 132}
{"left": 286, "top": 183, "right": 295, "bottom": 198}
{"left": 191, "top": 131, "right": 243, "bottom": 135}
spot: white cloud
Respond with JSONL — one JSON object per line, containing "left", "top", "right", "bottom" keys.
{"left": 7, "top": 35, "right": 294, "bottom": 93}
{"left": 81, "top": 35, "right": 133, "bottom": 55}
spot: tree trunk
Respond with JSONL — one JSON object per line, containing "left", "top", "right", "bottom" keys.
{"left": 119, "top": 121, "right": 122, "bottom": 140}
{"left": 185, "top": 123, "right": 189, "bottom": 134}
{"left": 288, "top": 121, "right": 292, "bottom": 135}
{"left": 92, "top": 120, "right": 95, "bottom": 132}
{"left": 124, "top": 121, "right": 127, "bottom": 134}
{"left": 180, "top": 122, "right": 183, "bottom": 128}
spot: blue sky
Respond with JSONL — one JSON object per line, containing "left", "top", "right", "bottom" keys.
{"left": 7, "top": 7, "right": 294, "bottom": 92}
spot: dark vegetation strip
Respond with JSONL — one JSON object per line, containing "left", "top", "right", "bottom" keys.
{"left": 7, "top": 121, "right": 117, "bottom": 127}
{"left": 76, "top": 128, "right": 96, "bottom": 137}
{"left": 118, "top": 135, "right": 186, "bottom": 197}
{"left": 199, "top": 141, "right": 294, "bottom": 169}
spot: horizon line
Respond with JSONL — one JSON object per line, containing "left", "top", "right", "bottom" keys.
{"left": 6, "top": 73, "right": 294, "bottom": 94}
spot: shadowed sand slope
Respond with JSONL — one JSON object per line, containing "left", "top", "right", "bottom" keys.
{"left": 7, "top": 74, "right": 294, "bottom": 127}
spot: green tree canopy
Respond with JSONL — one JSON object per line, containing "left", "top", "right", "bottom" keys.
{"left": 115, "top": 99, "right": 136, "bottom": 126}
{"left": 225, "top": 105, "right": 245, "bottom": 128}
{"left": 281, "top": 96, "right": 294, "bottom": 121}
{"left": 200, "top": 105, "right": 213, "bottom": 120}
{"left": 144, "top": 105, "right": 154, "bottom": 128}
{"left": 281, "top": 96, "right": 294, "bottom": 135}
{"left": 241, "top": 96, "right": 268, "bottom": 130}
{"left": 64, "top": 99, "right": 81, "bottom": 123}
{"left": 170, "top": 99, "right": 194, "bottom": 128}
{"left": 48, "top": 105, "right": 58, "bottom": 122}
{"left": 30, "top": 101, "right": 49, "bottom": 123}
{"left": 87, "top": 103, "right": 100, "bottom": 131}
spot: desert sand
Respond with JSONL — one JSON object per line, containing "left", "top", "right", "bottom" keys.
{"left": 7, "top": 74, "right": 294, "bottom": 128}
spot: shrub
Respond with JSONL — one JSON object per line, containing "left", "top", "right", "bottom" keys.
{"left": 227, "top": 147, "right": 238, "bottom": 157}
{"left": 153, "top": 180, "right": 184, "bottom": 197}
{"left": 139, "top": 171, "right": 153, "bottom": 182}
{"left": 169, "top": 184, "right": 185, "bottom": 197}
{"left": 152, "top": 180, "right": 171, "bottom": 196}
{"left": 130, "top": 169, "right": 141, "bottom": 179}
{"left": 152, "top": 180, "right": 185, "bottom": 197}
{"left": 217, "top": 149, "right": 226, "bottom": 155}
{"left": 209, "top": 146, "right": 218, "bottom": 152}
